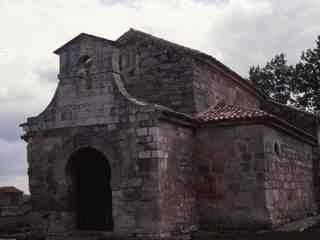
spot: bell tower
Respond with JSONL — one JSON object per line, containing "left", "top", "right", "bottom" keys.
{"left": 20, "top": 33, "right": 163, "bottom": 239}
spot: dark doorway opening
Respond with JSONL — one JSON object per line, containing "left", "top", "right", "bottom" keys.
{"left": 67, "top": 147, "right": 113, "bottom": 231}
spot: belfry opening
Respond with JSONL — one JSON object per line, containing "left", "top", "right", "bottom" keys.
{"left": 67, "top": 147, "right": 113, "bottom": 231}
{"left": 21, "top": 30, "right": 320, "bottom": 239}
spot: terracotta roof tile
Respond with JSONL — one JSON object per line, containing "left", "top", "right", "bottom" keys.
{"left": 197, "top": 102, "right": 271, "bottom": 123}
{"left": 0, "top": 186, "right": 23, "bottom": 193}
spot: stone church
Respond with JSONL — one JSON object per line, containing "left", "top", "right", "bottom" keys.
{"left": 21, "top": 29, "right": 320, "bottom": 239}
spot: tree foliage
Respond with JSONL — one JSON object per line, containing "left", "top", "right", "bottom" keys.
{"left": 295, "top": 36, "right": 320, "bottom": 111}
{"left": 249, "top": 53, "right": 294, "bottom": 104}
{"left": 249, "top": 36, "right": 320, "bottom": 111}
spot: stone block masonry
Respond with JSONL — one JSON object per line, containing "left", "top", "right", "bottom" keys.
{"left": 20, "top": 29, "right": 320, "bottom": 239}
{"left": 263, "top": 126, "right": 317, "bottom": 224}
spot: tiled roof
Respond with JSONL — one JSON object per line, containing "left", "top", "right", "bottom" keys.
{"left": 195, "top": 101, "right": 317, "bottom": 145}
{"left": 197, "top": 102, "right": 271, "bottom": 123}
{"left": 0, "top": 186, "right": 23, "bottom": 193}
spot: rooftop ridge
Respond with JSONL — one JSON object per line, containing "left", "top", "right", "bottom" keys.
{"left": 53, "top": 32, "right": 115, "bottom": 54}
{"left": 117, "top": 28, "right": 261, "bottom": 99}
{"left": 53, "top": 29, "right": 262, "bottom": 99}
{"left": 266, "top": 98, "right": 318, "bottom": 118}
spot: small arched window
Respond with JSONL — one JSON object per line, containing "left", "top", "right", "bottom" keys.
{"left": 274, "top": 142, "right": 280, "bottom": 157}
{"left": 77, "top": 55, "right": 92, "bottom": 68}
{"left": 76, "top": 55, "right": 93, "bottom": 89}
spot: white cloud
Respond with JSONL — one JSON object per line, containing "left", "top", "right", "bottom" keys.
{"left": 204, "top": 0, "right": 320, "bottom": 75}
{"left": 1, "top": 0, "right": 320, "bottom": 193}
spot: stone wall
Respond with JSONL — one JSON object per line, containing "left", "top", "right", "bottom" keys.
{"left": 119, "top": 34, "right": 261, "bottom": 116}
{"left": 22, "top": 31, "right": 320, "bottom": 239}
{"left": 58, "top": 35, "right": 114, "bottom": 81}
{"left": 27, "top": 115, "right": 162, "bottom": 238}
{"left": 195, "top": 123, "right": 317, "bottom": 230}
{"left": 263, "top": 126, "right": 317, "bottom": 225}
{"left": 23, "top": 36, "right": 166, "bottom": 239}
{"left": 26, "top": 40, "right": 117, "bottom": 131}
{"left": 195, "top": 124, "right": 269, "bottom": 230}
{"left": 118, "top": 35, "right": 196, "bottom": 114}
{"left": 192, "top": 59, "right": 260, "bottom": 113}
{"left": 0, "top": 214, "right": 30, "bottom": 232}
{"left": 0, "top": 192, "right": 23, "bottom": 206}
{"left": 157, "top": 121, "right": 197, "bottom": 238}
{"left": 117, "top": 30, "right": 262, "bottom": 116}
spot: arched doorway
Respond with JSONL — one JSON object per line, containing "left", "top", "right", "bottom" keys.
{"left": 67, "top": 147, "right": 113, "bottom": 231}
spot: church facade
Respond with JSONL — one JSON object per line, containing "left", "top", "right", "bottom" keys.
{"left": 21, "top": 29, "right": 320, "bottom": 239}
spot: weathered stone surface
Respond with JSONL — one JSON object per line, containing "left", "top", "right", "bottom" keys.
{"left": 195, "top": 124, "right": 318, "bottom": 230}
{"left": 157, "top": 121, "right": 197, "bottom": 237}
{"left": 263, "top": 126, "right": 317, "bottom": 225}
{"left": 195, "top": 125, "right": 269, "bottom": 230}
{"left": 192, "top": 59, "right": 260, "bottom": 113}
{"left": 20, "top": 29, "right": 320, "bottom": 240}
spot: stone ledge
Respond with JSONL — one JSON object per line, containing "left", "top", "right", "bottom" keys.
{"left": 273, "top": 214, "right": 320, "bottom": 232}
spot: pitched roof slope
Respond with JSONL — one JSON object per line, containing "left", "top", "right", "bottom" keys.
{"left": 197, "top": 102, "right": 271, "bottom": 122}
{"left": 196, "top": 102, "right": 317, "bottom": 145}
{"left": 54, "top": 33, "right": 115, "bottom": 54}
{"left": 52, "top": 29, "right": 261, "bottom": 98}
{"left": 117, "top": 28, "right": 261, "bottom": 98}
{"left": 0, "top": 186, "right": 23, "bottom": 193}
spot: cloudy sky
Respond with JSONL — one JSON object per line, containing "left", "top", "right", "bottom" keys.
{"left": 1, "top": 0, "right": 320, "bottom": 193}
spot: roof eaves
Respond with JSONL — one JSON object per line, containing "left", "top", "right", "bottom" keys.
{"left": 200, "top": 113, "right": 317, "bottom": 145}
{"left": 0, "top": 186, "right": 23, "bottom": 193}
{"left": 53, "top": 33, "right": 115, "bottom": 54}
{"left": 157, "top": 106, "right": 198, "bottom": 128}
{"left": 116, "top": 28, "right": 263, "bottom": 100}
{"left": 197, "top": 102, "right": 271, "bottom": 122}
{"left": 266, "top": 113, "right": 317, "bottom": 144}
{"left": 266, "top": 98, "right": 318, "bottom": 119}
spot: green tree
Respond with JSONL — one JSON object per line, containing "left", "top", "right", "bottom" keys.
{"left": 249, "top": 35, "right": 320, "bottom": 112}
{"left": 295, "top": 36, "right": 320, "bottom": 111}
{"left": 249, "top": 53, "right": 295, "bottom": 104}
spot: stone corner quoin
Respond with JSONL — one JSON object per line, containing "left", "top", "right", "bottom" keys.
{"left": 20, "top": 29, "right": 320, "bottom": 239}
